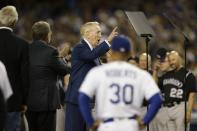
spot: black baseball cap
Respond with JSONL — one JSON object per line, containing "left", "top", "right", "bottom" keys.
{"left": 156, "top": 48, "right": 168, "bottom": 62}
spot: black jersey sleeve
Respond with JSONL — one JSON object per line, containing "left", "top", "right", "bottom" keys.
{"left": 158, "top": 76, "right": 163, "bottom": 91}
{"left": 185, "top": 71, "right": 197, "bottom": 93}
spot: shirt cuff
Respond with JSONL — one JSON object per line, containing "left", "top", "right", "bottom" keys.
{"left": 105, "top": 40, "right": 111, "bottom": 47}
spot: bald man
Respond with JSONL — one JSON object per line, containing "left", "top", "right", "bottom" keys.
{"left": 139, "top": 53, "right": 152, "bottom": 73}
{"left": 158, "top": 51, "right": 197, "bottom": 131}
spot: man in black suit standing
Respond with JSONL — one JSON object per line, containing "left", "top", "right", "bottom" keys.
{"left": 0, "top": 6, "right": 29, "bottom": 131}
{"left": 27, "top": 21, "right": 68, "bottom": 131}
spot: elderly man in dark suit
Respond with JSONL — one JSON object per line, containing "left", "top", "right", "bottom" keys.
{"left": 0, "top": 6, "right": 29, "bottom": 131}
{"left": 27, "top": 21, "right": 69, "bottom": 131}
{"left": 65, "top": 21, "right": 118, "bottom": 131}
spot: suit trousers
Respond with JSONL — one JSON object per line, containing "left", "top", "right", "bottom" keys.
{"left": 26, "top": 110, "right": 56, "bottom": 131}
{"left": 65, "top": 103, "right": 86, "bottom": 131}
{"left": 5, "top": 112, "right": 21, "bottom": 131}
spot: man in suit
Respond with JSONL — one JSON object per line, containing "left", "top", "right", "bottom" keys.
{"left": 26, "top": 21, "right": 69, "bottom": 131}
{"left": 65, "top": 22, "right": 118, "bottom": 131}
{"left": 0, "top": 6, "right": 29, "bottom": 131}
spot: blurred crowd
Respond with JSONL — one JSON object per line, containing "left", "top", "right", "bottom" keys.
{"left": 13, "top": 0, "right": 197, "bottom": 61}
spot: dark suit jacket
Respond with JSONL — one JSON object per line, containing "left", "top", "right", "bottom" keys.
{"left": 65, "top": 39, "right": 110, "bottom": 104}
{"left": 0, "top": 28, "right": 29, "bottom": 112}
{"left": 28, "top": 40, "right": 68, "bottom": 111}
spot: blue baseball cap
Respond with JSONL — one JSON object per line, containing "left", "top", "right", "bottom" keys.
{"left": 111, "top": 35, "right": 131, "bottom": 52}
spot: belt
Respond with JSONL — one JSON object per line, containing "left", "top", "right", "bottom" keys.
{"left": 163, "top": 101, "right": 181, "bottom": 108}
{"left": 103, "top": 115, "right": 137, "bottom": 123}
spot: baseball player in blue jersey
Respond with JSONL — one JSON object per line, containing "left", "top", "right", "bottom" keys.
{"left": 78, "top": 35, "right": 162, "bottom": 131}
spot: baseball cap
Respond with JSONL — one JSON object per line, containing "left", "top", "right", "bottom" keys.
{"left": 156, "top": 48, "right": 168, "bottom": 62}
{"left": 111, "top": 35, "right": 131, "bottom": 52}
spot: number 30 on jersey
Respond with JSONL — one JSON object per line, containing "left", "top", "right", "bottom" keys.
{"left": 110, "top": 83, "right": 134, "bottom": 104}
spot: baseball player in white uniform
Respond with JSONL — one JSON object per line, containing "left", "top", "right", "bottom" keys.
{"left": 0, "top": 61, "right": 12, "bottom": 130}
{"left": 0, "top": 61, "right": 12, "bottom": 100}
{"left": 78, "top": 35, "right": 162, "bottom": 131}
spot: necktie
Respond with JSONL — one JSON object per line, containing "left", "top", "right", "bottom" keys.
{"left": 94, "top": 58, "right": 101, "bottom": 65}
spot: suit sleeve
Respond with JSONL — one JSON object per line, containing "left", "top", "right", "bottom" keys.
{"left": 20, "top": 42, "right": 29, "bottom": 105}
{"left": 77, "top": 41, "right": 110, "bottom": 61}
{"left": 49, "top": 49, "right": 69, "bottom": 76}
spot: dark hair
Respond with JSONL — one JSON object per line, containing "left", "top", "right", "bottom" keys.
{"left": 127, "top": 56, "right": 139, "bottom": 63}
{"left": 32, "top": 21, "right": 50, "bottom": 40}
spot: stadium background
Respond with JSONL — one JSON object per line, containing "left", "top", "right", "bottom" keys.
{"left": 1, "top": 0, "right": 197, "bottom": 130}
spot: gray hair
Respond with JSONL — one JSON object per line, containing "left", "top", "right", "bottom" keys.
{"left": 80, "top": 22, "right": 99, "bottom": 37}
{"left": 0, "top": 6, "right": 18, "bottom": 27}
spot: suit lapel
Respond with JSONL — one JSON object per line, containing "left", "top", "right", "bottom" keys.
{"left": 80, "top": 39, "right": 90, "bottom": 49}
{"left": 80, "top": 39, "right": 101, "bottom": 65}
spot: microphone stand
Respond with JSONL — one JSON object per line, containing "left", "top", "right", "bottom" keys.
{"left": 141, "top": 34, "right": 152, "bottom": 131}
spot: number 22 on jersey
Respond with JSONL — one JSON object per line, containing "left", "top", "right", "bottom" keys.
{"left": 170, "top": 88, "right": 183, "bottom": 99}
{"left": 110, "top": 83, "right": 134, "bottom": 104}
